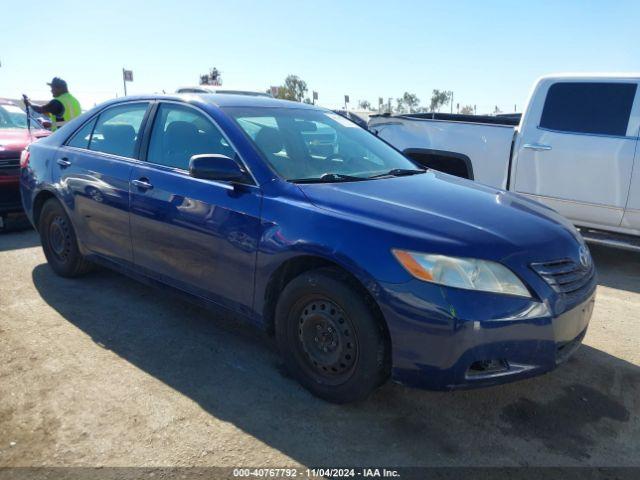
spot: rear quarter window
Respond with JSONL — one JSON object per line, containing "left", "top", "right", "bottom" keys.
{"left": 540, "top": 82, "right": 637, "bottom": 136}
{"left": 67, "top": 118, "right": 97, "bottom": 149}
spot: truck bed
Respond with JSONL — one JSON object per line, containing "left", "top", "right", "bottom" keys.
{"left": 369, "top": 114, "right": 517, "bottom": 189}
{"left": 375, "top": 112, "right": 521, "bottom": 126}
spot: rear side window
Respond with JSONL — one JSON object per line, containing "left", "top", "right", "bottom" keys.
{"left": 88, "top": 103, "right": 149, "bottom": 158}
{"left": 540, "top": 82, "right": 637, "bottom": 136}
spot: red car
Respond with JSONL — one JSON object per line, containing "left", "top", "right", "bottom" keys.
{"left": 0, "top": 100, "right": 50, "bottom": 228}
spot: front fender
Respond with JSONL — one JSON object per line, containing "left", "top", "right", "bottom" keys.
{"left": 252, "top": 183, "right": 406, "bottom": 324}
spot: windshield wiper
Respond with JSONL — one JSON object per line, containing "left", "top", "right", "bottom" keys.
{"left": 368, "top": 168, "right": 426, "bottom": 179}
{"left": 291, "top": 173, "right": 366, "bottom": 184}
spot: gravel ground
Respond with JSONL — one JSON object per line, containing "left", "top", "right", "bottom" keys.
{"left": 0, "top": 228, "right": 639, "bottom": 468}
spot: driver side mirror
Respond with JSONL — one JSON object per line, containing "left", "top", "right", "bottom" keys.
{"left": 189, "top": 154, "right": 247, "bottom": 182}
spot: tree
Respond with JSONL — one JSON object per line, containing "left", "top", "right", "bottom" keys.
{"left": 401, "top": 92, "right": 420, "bottom": 113}
{"left": 274, "top": 75, "right": 308, "bottom": 102}
{"left": 358, "top": 100, "right": 372, "bottom": 110}
{"left": 460, "top": 104, "right": 474, "bottom": 115}
{"left": 429, "top": 90, "right": 452, "bottom": 112}
{"left": 199, "top": 67, "right": 221, "bottom": 86}
{"left": 394, "top": 92, "right": 420, "bottom": 114}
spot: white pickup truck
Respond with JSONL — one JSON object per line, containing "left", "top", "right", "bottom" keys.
{"left": 369, "top": 74, "right": 640, "bottom": 251}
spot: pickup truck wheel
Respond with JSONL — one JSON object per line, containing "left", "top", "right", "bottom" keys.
{"left": 39, "top": 199, "right": 92, "bottom": 278}
{"left": 275, "top": 268, "right": 387, "bottom": 403}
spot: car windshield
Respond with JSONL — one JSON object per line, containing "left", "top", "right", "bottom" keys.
{"left": 225, "top": 107, "right": 421, "bottom": 182}
{"left": 0, "top": 104, "right": 28, "bottom": 129}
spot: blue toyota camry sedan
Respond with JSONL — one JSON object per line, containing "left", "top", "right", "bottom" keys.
{"left": 20, "top": 94, "right": 596, "bottom": 403}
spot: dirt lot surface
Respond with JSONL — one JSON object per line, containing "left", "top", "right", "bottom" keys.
{"left": 1, "top": 228, "right": 639, "bottom": 468}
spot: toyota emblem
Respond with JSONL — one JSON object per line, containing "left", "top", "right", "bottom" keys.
{"left": 579, "top": 246, "right": 591, "bottom": 269}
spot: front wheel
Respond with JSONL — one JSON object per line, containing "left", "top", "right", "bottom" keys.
{"left": 38, "top": 198, "right": 92, "bottom": 277}
{"left": 275, "top": 268, "right": 388, "bottom": 403}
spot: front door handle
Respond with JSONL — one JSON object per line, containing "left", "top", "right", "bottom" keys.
{"left": 523, "top": 143, "right": 552, "bottom": 151}
{"left": 57, "top": 158, "right": 71, "bottom": 167}
{"left": 132, "top": 178, "right": 154, "bottom": 190}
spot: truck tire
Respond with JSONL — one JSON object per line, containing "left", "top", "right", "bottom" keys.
{"left": 275, "top": 268, "right": 388, "bottom": 403}
{"left": 38, "top": 199, "right": 92, "bottom": 277}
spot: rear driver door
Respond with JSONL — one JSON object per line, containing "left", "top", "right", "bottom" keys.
{"left": 58, "top": 101, "right": 150, "bottom": 264}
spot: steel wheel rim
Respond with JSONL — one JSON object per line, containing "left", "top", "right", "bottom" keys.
{"left": 297, "top": 298, "right": 358, "bottom": 380}
{"left": 48, "top": 215, "right": 70, "bottom": 262}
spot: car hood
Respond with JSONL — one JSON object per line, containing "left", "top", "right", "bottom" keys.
{"left": 0, "top": 128, "right": 50, "bottom": 153}
{"left": 296, "top": 171, "right": 583, "bottom": 262}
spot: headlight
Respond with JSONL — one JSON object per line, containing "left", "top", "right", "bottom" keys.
{"left": 392, "top": 250, "right": 530, "bottom": 297}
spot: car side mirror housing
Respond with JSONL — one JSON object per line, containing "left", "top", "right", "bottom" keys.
{"left": 189, "top": 154, "right": 246, "bottom": 182}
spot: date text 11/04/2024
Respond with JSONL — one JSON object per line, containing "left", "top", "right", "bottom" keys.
{"left": 232, "top": 468, "right": 400, "bottom": 478}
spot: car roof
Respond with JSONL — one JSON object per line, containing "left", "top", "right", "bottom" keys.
{"left": 196, "top": 93, "right": 320, "bottom": 109}
{"left": 176, "top": 86, "right": 271, "bottom": 95}
{"left": 104, "top": 93, "right": 322, "bottom": 110}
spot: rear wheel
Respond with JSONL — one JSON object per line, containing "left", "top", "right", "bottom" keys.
{"left": 275, "top": 268, "right": 388, "bottom": 403}
{"left": 38, "top": 199, "right": 92, "bottom": 277}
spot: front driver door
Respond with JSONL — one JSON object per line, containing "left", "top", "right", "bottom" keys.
{"left": 129, "top": 101, "right": 262, "bottom": 316}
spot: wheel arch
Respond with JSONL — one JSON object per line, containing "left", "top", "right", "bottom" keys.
{"left": 32, "top": 189, "right": 60, "bottom": 232}
{"left": 262, "top": 254, "right": 391, "bottom": 358}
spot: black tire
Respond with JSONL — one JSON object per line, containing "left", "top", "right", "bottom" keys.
{"left": 38, "top": 198, "right": 92, "bottom": 277}
{"left": 275, "top": 268, "right": 388, "bottom": 403}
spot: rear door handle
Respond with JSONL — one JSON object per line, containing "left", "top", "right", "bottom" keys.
{"left": 57, "top": 158, "right": 71, "bottom": 167}
{"left": 523, "top": 143, "right": 552, "bottom": 151}
{"left": 132, "top": 178, "right": 153, "bottom": 190}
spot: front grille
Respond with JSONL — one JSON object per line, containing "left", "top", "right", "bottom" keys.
{"left": 531, "top": 258, "right": 595, "bottom": 308}
{"left": 0, "top": 158, "right": 20, "bottom": 170}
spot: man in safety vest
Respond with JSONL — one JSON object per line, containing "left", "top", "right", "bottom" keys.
{"left": 26, "top": 77, "right": 81, "bottom": 131}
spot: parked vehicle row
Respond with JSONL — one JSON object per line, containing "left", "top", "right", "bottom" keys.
{"left": 369, "top": 74, "right": 640, "bottom": 251}
{"left": 0, "top": 100, "right": 50, "bottom": 228}
{"left": 21, "top": 93, "right": 595, "bottom": 403}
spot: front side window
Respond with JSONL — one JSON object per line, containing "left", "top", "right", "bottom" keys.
{"left": 88, "top": 103, "right": 149, "bottom": 158}
{"left": 147, "top": 103, "right": 236, "bottom": 170}
{"left": 226, "top": 107, "right": 418, "bottom": 181}
{"left": 540, "top": 82, "right": 637, "bottom": 136}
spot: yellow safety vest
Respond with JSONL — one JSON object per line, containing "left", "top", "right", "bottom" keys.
{"left": 49, "top": 92, "right": 81, "bottom": 131}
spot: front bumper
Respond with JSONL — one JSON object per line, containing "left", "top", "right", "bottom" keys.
{"left": 380, "top": 280, "right": 596, "bottom": 391}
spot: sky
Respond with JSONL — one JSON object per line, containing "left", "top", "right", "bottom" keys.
{"left": 1, "top": 0, "right": 639, "bottom": 113}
